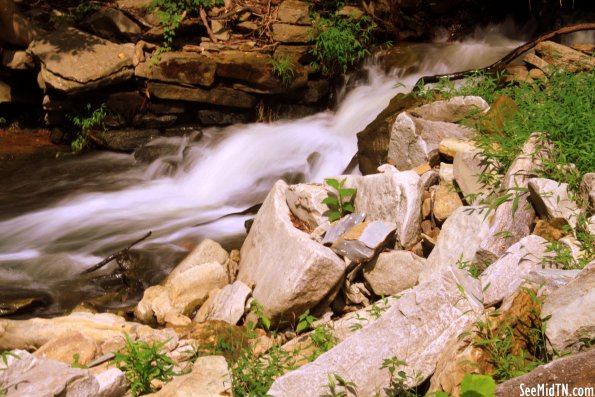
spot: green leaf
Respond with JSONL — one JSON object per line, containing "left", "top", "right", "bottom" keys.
{"left": 325, "top": 178, "right": 341, "bottom": 190}
{"left": 323, "top": 196, "right": 339, "bottom": 206}
{"left": 339, "top": 188, "right": 357, "bottom": 197}
{"left": 460, "top": 374, "right": 496, "bottom": 397}
{"left": 342, "top": 203, "right": 354, "bottom": 213}
{"left": 328, "top": 211, "right": 341, "bottom": 222}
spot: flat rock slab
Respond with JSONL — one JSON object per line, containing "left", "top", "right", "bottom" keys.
{"left": 331, "top": 221, "right": 396, "bottom": 262}
{"left": 136, "top": 52, "right": 216, "bottom": 87}
{"left": 28, "top": 28, "right": 134, "bottom": 93}
{"left": 408, "top": 96, "right": 488, "bottom": 123}
{"left": 148, "top": 82, "right": 257, "bottom": 108}
{"left": 364, "top": 250, "right": 426, "bottom": 296}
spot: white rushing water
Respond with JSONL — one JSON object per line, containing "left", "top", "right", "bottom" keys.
{"left": 0, "top": 27, "right": 526, "bottom": 289}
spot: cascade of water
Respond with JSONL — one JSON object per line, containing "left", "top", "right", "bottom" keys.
{"left": 0, "top": 29, "right": 525, "bottom": 297}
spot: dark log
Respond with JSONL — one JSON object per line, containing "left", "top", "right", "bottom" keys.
{"left": 80, "top": 231, "right": 152, "bottom": 274}
{"left": 413, "top": 23, "right": 595, "bottom": 90}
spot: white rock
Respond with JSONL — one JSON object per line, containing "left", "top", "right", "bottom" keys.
{"left": 439, "top": 163, "right": 454, "bottom": 185}
{"left": 165, "top": 239, "right": 228, "bottom": 283}
{"left": 388, "top": 112, "right": 473, "bottom": 171}
{"left": 363, "top": 250, "right": 426, "bottom": 296}
{"left": 193, "top": 281, "right": 252, "bottom": 324}
{"left": 542, "top": 262, "right": 595, "bottom": 354}
{"left": 408, "top": 96, "right": 489, "bottom": 122}
{"left": 528, "top": 178, "right": 580, "bottom": 228}
{"left": 95, "top": 368, "right": 128, "bottom": 397}
{"left": 268, "top": 267, "right": 483, "bottom": 396}
{"left": 286, "top": 183, "right": 330, "bottom": 230}
{"left": 237, "top": 180, "right": 346, "bottom": 323}
{"left": 453, "top": 149, "right": 495, "bottom": 203}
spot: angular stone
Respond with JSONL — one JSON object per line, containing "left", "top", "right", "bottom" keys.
{"left": 135, "top": 52, "right": 216, "bottom": 87}
{"left": 0, "top": 80, "right": 12, "bottom": 104}
{"left": 419, "top": 206, "right": 491, "bottom": 282}
{"left": 331, "top": 221, "right": 397, "bottom": 263}
{"left": 148, "top": 82, "right": 257, "bottom": 108}
{"left": 193, "top": 281, "right": 252, "bottom": 325}
{"left": 286, "top": 183, "right": 329, "bottom": 230}
{"left": 523, "top": 52, "right": 552, "bottom": 74}
{"left": 529, "top": 178, "right": 580, "bottom": 228}
{"left": 147, "top": 356, "right": 232, "bottom": 396}
{"left": 277, "top": 0, "right": 311, "bottom": 24}
{"left": 542, "top": 263, "right": 595, "bottom": 354}
{"left": 480, "top": 235, "right": 553, "bottom": 306}
{"left": 535, "top": 41, "right": 595, "bottom": 72}
{"left": 166, "top": 239, "right": 229, "bottom": 284}
{"left": 95, "top": 368, "right": 128, "bottom": 397}
{"left": 432, "top": 185, "right": 463, "bottom": 223}
{"left": 268, "top": 267, "right": 483, "bottom": 396}
{"left": 237, "top": 180, "right": 346, "bottom": 323}
{"left": 505, "top": 65, "right": 532, "bottom": 83}
{"left": 363, "top": 250, "right": 425, "bottom": 296}
{"left": 343, "top": 170, "right": 422, "bottom": 247}
{"left": 33, "top": 331, "right": 97, "bottom": 366}
{"left": 409, "top": 96, "right": 488, "bottom": 122}
{"left": 197, "top": 109, "right": 250, "bottom": 126}
{"left": 0, "top": 350, "right": 99, "bottom": 397}
{"left": 272, "top": 23, "right": 311, "bottom": 43}
{"left": 438, "top": 163, "right": 454, "bottom": 185}
{"left": 495, "top": 349, "right": 595, "bottom": 397}
{"left": 273, "top": 45, "right": 313, "bottom": 65}
{"left": 28, "top": 28, "right": 134, "bottom": 93}
{"left": 83, "top": 8, "right": 142, "bottom": 41}
{"left": 438, "top": 138, "right": 477, "bottom": 160}
{"left": 528, "top": 67, "right": 547, "bottom": 80}
{"left": 453, "top": 149, "right": 495, "bottom": 203}
{"left": 2, "top": 49, "right": 34, "bottom": 70}
{"left": 388, "top": 112, "right": 474, "bottom": 171}
{"left": 321, "top": 213, "right": 366, "bottom": 246}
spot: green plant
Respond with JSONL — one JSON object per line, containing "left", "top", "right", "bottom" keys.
{"left": 323, "top": 177, "right": 357, "bottom": 221}
{"left": 249, "top": 300, "right": 271, "bottom": 331}
{"left": 381, "top": 356, "right": 423, "bottom": 397}
{"left": 323, "top": 373, "right": 358, "bottom": 397}
{"left": 309, "top": 12, "right": 373, "bottom": 75}
{"left": 456, "top": 253, "right": 487, "bottom": 279}
{"left": 150, "top": 0, "right": 223, "bottom": 53}
{"left": 111, "top": 334, "right": 177, "bottom": 396}
{"left": 68, "top": 103, "right": 107, "bottom": 152}
{"left": 270, "top": 56, "right": 295, "bottom": 86}
{"left": 308, "top": 324, "right": 338, "bottom": 361}
{"left": 296, "top": 309, "right": 317, "bottom": 333}
{"left": 71, "top": 353, "right": 88, "bottom": 369}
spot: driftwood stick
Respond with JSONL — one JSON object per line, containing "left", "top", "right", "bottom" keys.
{"left": 413, "top": 23, "right": 595, "bottom": 90}
{"left": 81, "top": 231, "right": 152, "bottom": 274}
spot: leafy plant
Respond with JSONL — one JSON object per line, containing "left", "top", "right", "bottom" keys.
{"left": 459, "top": 374, "right": 497, "bottom": 397}
{"left": 270, "top": 55, "right": 295, "bottom": 86}
{"left": 68, "top": 103, "right": 107, "bottom": 152}
{"left": 367, "top": 296, "right": 390, "bottom": 319}
{"left": 323, "top": 177, "right": 357, "bottom": 221}
{"left": 308, "top": 324, "right": 338, "bottom": 361}
{"left": 111, "top": 334, "right": 177, "bottom": 396}
{"left": 381, "top": 356, "right": 423, "bottom": 397}
{"left": 249, "top": 300, "right": 271, "bottom": 331}
{"left": 323, "top": 373, "right": 358, "bottom": 397}
{"left": 310, "top": 12, "right": 373, "bottom": 75}
{"left": 296, "top": 309, "right": 317, "bottom": 333}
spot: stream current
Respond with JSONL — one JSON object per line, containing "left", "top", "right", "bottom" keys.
{"left": 0, "top": 24, "right": 531, "bottom": 315}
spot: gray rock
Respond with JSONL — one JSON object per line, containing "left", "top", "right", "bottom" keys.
{"left": 268, "top": 267, "right": 483, "bottom": 396}
{"left": 420, "top": 169, "right": 440, "bottom": 190}
{"left": 542, "top": 262, "right": 595, "bottom": 354}
{"left": 0, "top": 350, "right": 99, "bottom": 397}
{"left": 453, "top": 149, "right": 496, "bottom": 204}
{"left": 272, "top": 23, "right": 311, "bottom": 43}
{"left": 343, "top": 170, "right": 422, "bottom": 248}
{"left": 83, "top": 8, "right": 141, "bottom": 42}
{"left": 579, "top": 173, "right": 595, "bottom": 211}
{"left": 331, "top": 221, "right": 397, "bottom": 263}
{"left": 95, "top": 368, "right": 128, "bottom": 397}
{"left": 363, "top": 250, "right": 426, "bottom": 296}
{"left": 148, "top": 82, "right": 257, "bottom": 109}
{"left": 147, "top": 356, "right": 232, "bottom": 396}
{"left": 193, "top": 281, "right": 252, "bottom": 325}
{"left": 480, "top": 235, "right": 553, "bottom": 306}
{"left": 237, "top": 180, "right": 346, "bottom": 323}
{"left": 528, "top": 178, "right": 580, "bottom": 228}
{"left": 419, "top": 206, "right": 491, "bottom": 282}
{"left": 438, "top": 163, "right": 454, "bottom": 185}
{"left": 135, "top": 52, "right": 216, "bottom": 87}
{"left": 388, "top": 112, "right": 473, "bottom": 171}
{"left": 321, "top": 213, "right": 366, "bottom": 246}
{"left": 166, "top": 239, "right": 229, "bottom": 283}
{"left": 439, "top": 138, "right": 478, "bottom": 160}
{"left": 286, "top": 183, "right": 330, "bottom": 230}
{"left": 28, "top": 28, "right": 134, "bottom": 93}
{"left": 408, "top": 96, "right": 488, "bottom": 122}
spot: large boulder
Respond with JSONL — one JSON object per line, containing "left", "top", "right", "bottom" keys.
{"left": 28, "top": 28, "right": 134, "bottom": 93}
{"left": 237, "top": 180, "right": 346, "bottom": 324}
{"left": 542, "top": 262, "right": 595, "bottom": 354}
{"left": 268, "top": 267, "right": 483, "bottom": 396}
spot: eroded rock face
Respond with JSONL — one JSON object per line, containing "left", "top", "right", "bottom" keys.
{"left": 28, "top": 28, "right": 134, "bottom": 93}
{"left": 237, "top": 180, "right": 346, "bottom": 324}
{"left": 268, "top": 267, "right": 483, "bottom": 396}
{"left": 286, "top": 183, "right": 329, "bottom": 230}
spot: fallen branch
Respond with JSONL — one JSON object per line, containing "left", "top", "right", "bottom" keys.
{"left": 81, "top": 231, "right": 152, "bottom": 275}
{"left": 413, "top": 23, "right": 595, "bottom": 90}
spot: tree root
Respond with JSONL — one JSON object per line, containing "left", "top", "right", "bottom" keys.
{"left": 80, "top": 231, "right": 152, "bottom": 275}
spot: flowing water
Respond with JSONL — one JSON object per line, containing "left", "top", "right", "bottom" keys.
{"left": 0, "top": 25, "right": 530, "bottom": 315}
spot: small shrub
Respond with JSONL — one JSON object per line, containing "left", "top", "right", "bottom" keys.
{"left": 111, "top": 334, "right": 176, "bottom": 396}
{"left": 270, "top": 56, "right": 295, "bottom": 86}
{"left": 381, "top": 356, "right": 423, "bottom": 397}
{"left": 68, "top": 103, "right": 107, "bottom": 152}
{"left": 323, "top": 177, "right": 356, "bottom": 221}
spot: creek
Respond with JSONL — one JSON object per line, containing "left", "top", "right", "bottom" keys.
{"left": 0, "top": 24, "right": 528, "bottom": 316}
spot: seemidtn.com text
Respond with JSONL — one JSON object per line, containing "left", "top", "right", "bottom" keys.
{"left": 520, "top": 383, "right": 594, "bottom": 397}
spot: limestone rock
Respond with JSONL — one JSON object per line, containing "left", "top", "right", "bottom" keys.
{"left": 523, "top": 52, "right": 552, "bottom": 74}
{"left": 237, "top": 180, "right": 346, "bottom": 323}
{"left": 166, "top": 239, "right": 229, "bottom": 283}
{"left": 321, "top": 213, "right": 366, "bottom": 246}
{"left": 408, "top": 96, "right": 488, "bottom": 122}
{"left": 193, "top": 281, "right": 252, "bottom": 325}
{"left": 135, "top": 52, "right": 216, "bottom": 87}
{"left": 277, "top": 0, "right": 311, "bottom": 24}
{"left": 147, "top": 356, "right": 232, "bottom": 396}
{"left": 268, "top": 267, "right": 483, "bottom": 396}
{"left": 388, "top": 112, "right": 474, "bottom": 171}
{"left": 419, "top": 206, "right": 491, "bottom": 282}
{"left": 95, "top": 368, "right": 128, "bottom": 397}
{"left": 83, "top": 8, "right": 141, "bottom": 42}
{"left": 343, "top": 170, "right": 422, "bottom": 247}
{"left": 286, "top": 183, "right": 329, "bottom": 230}
{"left": 148, "top": 82, "right": 257, "bottom": 108}
{"left": 363, "top": 250, "right": 425, "bottom": 296}
{"left": 438, "top": 163, "right": 454, "bottom": 185}
{"left": 495, "top": 349, "right": 595, "bottom": 397}
{"left": 272, "top": 23, "right": 311, "bottom": 43}
{"left": 542, "top": 262, "right": 595, "bottom": 354}
{"left": 528, "top": 178, "right": 580, "bottom": 228}
{"left": 28, "top": 28, "right": 134, "bottom": 93}
{"left": 33, "top": 331, "right": 97, "bottom": 366}
{"left": 331, "top": 221, "right": 397, "bottom": 263}
{"left": 453, "top": 148, "right": 496, "bottom": 203}
{"left": 480, "top": 235, "right": 552, "bottom": 306}
{"left": 432, "top": 185, "right": 463, "bottom": 223}
{"left": 438, "top": 138, "right": 477, "bottom": 160}
{"left": 535, "top": 41, "right": 595, "bottom": 72}
{"left": 0, "top": 350, "right": 99, "bottom": 397}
